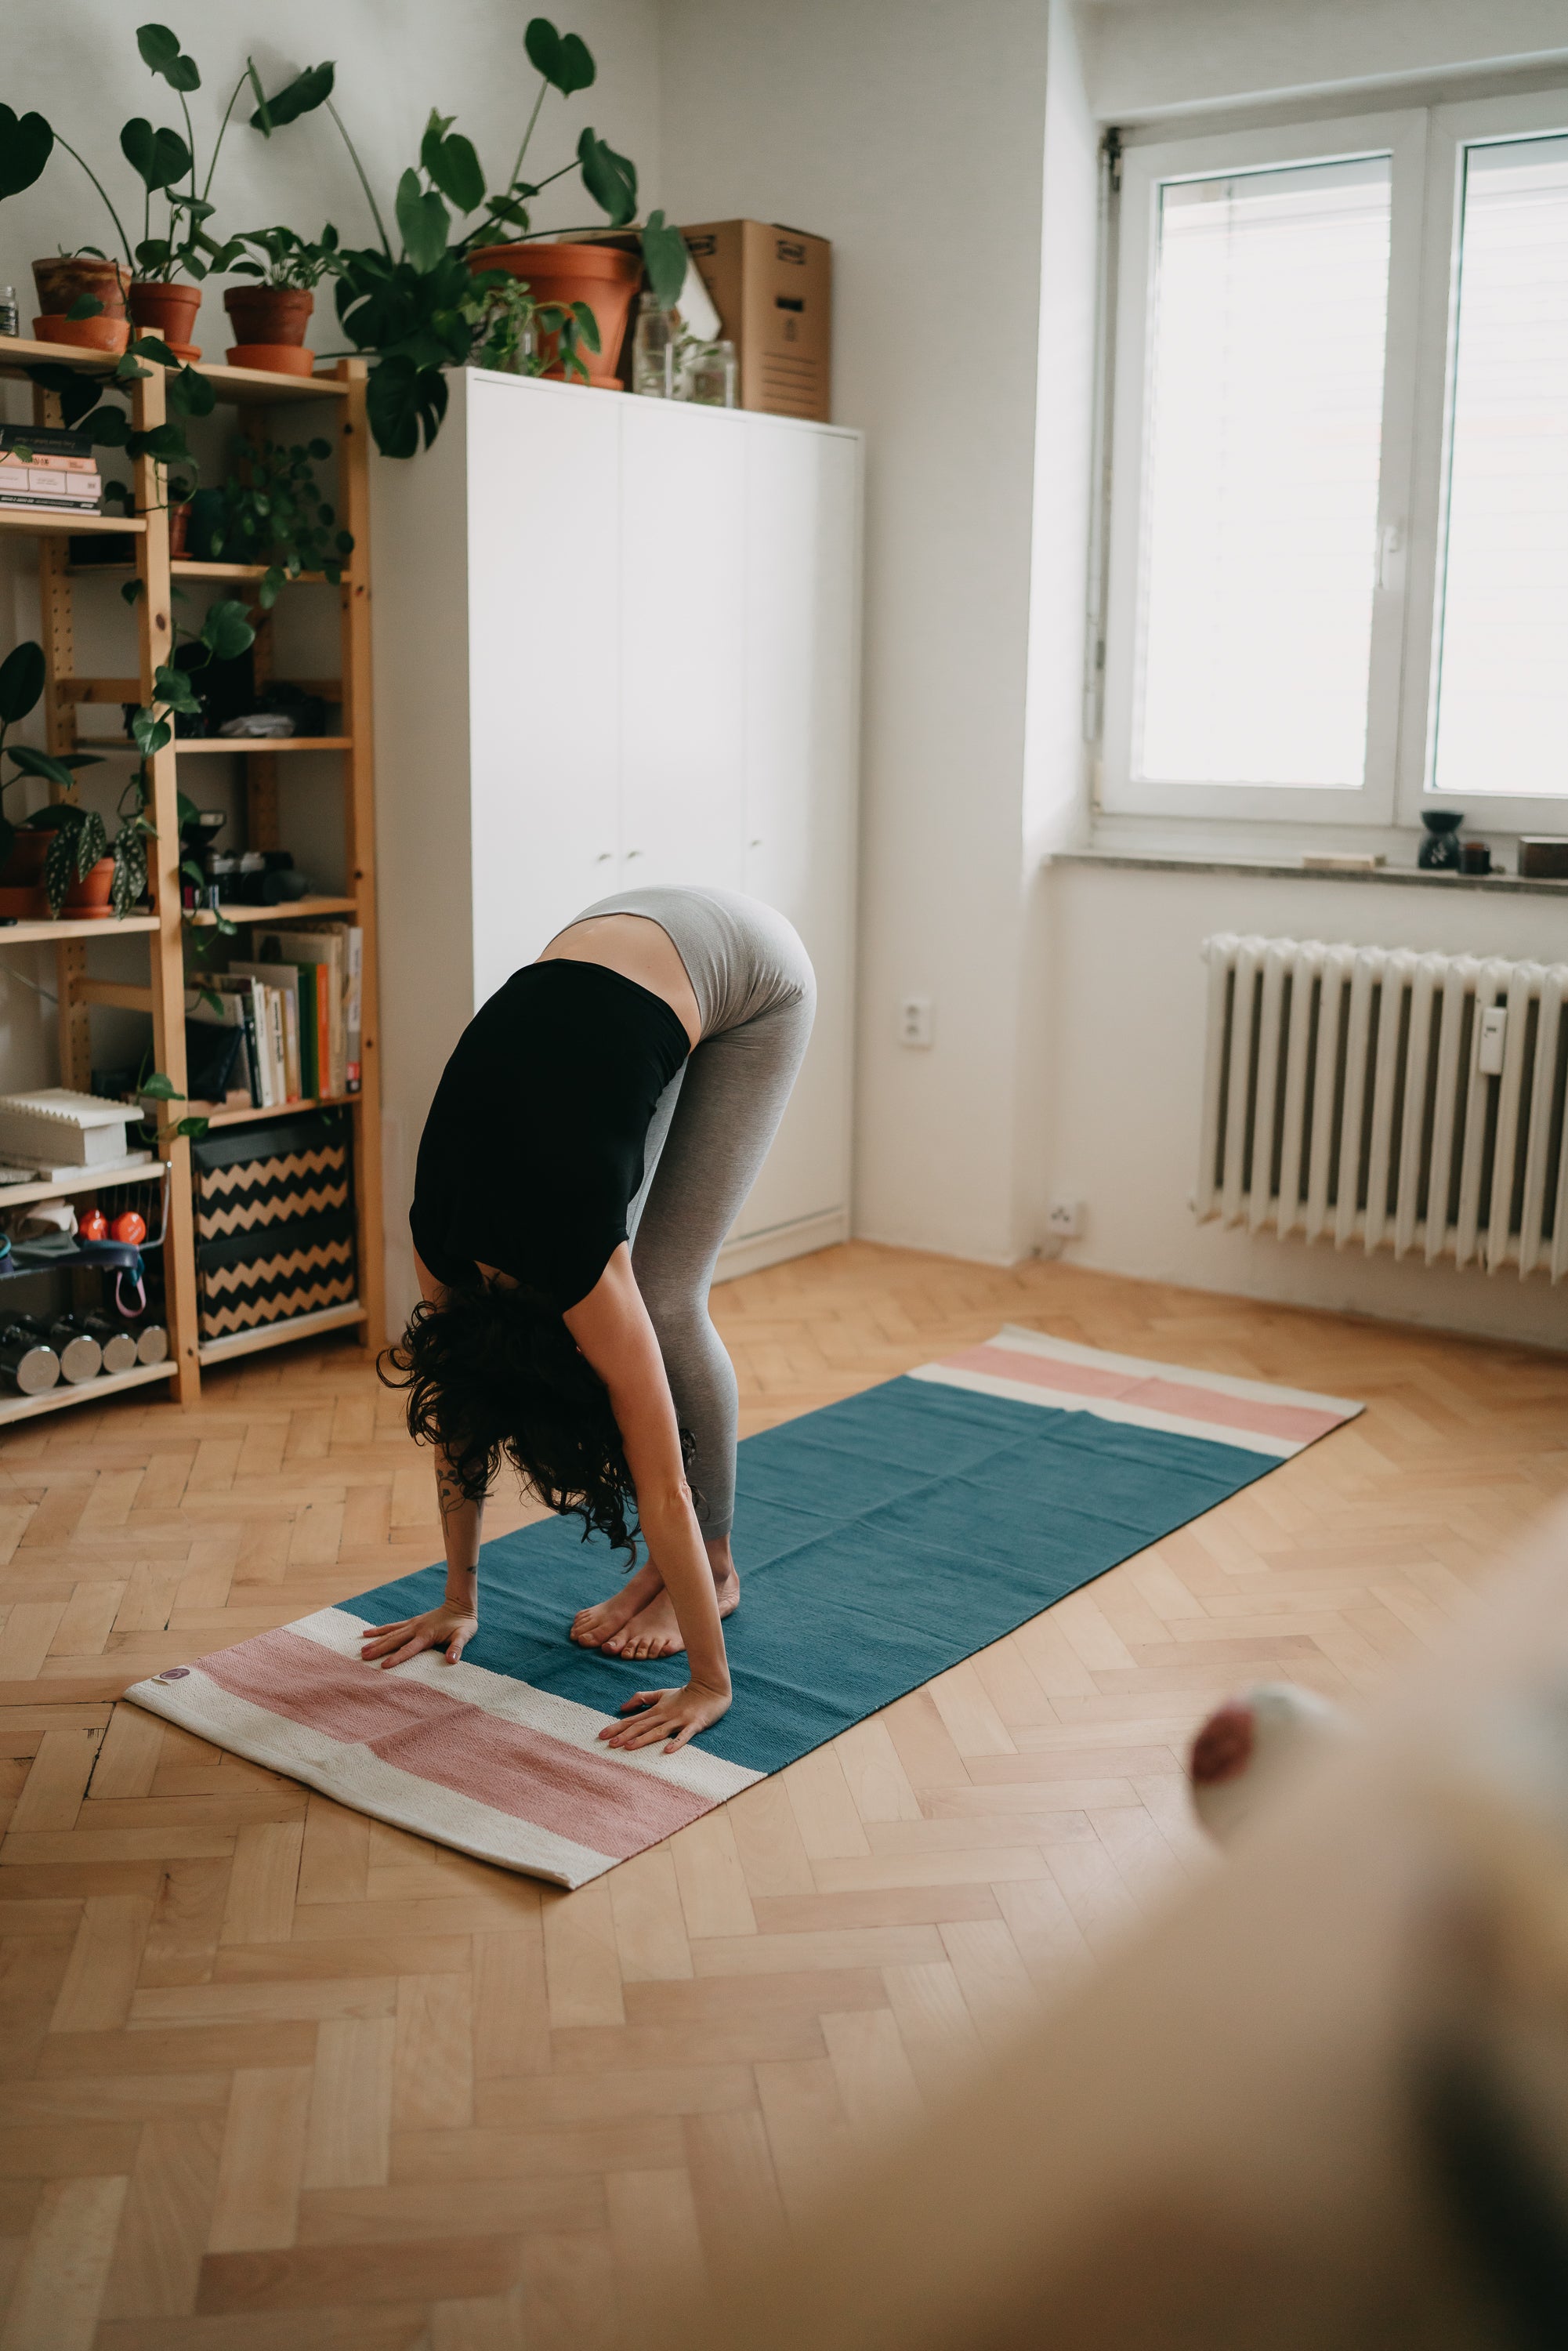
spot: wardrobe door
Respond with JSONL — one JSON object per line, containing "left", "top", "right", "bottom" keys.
{"left": 617, "top": 400, "right": 745, "bottom": 893}
{"left": 730, "top": 419, "right": 861, "bottom": 1248}
{"left": 466, "top": 375, "right": 621, "bottom": 1004}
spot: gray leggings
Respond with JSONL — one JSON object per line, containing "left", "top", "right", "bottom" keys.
{"left": 573, "top": 886, "right": 816, "bottom": 1541}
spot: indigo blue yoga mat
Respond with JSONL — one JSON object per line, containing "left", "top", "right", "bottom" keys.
{"left": 128, "top": 1327, "right": 1362, "bottom": 1886}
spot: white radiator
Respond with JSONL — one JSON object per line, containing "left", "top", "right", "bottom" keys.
{"left": 1197, "top": 935, "right": 1568, "bottom": 1281}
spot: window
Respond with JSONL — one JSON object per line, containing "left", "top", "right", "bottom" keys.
{"left": 1430, "top": 133, "right": 1568, "bottom": 799}
{"left": 1100, "top": 89, "right": 1568, "bottom": 836}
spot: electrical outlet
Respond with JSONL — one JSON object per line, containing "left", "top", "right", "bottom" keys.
{"left": 899, "top": 996, "right": 934, "bottom": 1048}
{"left": 1047, "top": 1197, "right": 1083, "bottom": 1240}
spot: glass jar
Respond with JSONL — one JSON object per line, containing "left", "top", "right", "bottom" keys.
{"left": 0, "top": 289, "right": 18, "bottom": 339}
{"left": 681, "top": 338, "right": 738, "bottom": 409}
{"left": 632, "top": 301, "right": 679, "bottom": 398}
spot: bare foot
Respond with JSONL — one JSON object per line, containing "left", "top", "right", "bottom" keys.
{"left": 605, "top": 1563, "right": 740, "bottom": 1661}
{"left": 570, "top": 1563, "right": 664, "bottom": 1649}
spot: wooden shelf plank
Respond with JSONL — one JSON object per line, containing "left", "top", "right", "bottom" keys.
{"left": 189, "top": 360, "right": 351, "bottom": 406}
{"left": 0, "top": 337, "right": 350, "bottom": 403}
{"left": 0, "top": 915, "right": 158, "bottom": 947}
{"left": 0, "top": 507, "right": 146, "bottom": 539}
{"left": 187, "top": 897, "right": 358, "bottom": 928}
{"left": 200, "top": 1092, "right": 360, "bottom": 1129}
{"left": 0, "top": 1357, "right": 176, "bottom": 1427}
{"left": 0, "top": 1157, "right": 163, "bottom": 1213}
{"left": 198, "top": 1301, "right": 365, "bottom": 1365}
{"left": 172, "top": 560, "right": 328, "bottom": 583}
{"left": 77, "top": 737, "right": 353, "bottom": 755}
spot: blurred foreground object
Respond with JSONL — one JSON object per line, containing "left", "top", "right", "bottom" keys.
{"left": 658, "top": 1507, "right": 1568, "bottom": 2351}
{"left": 1189, "top": 1679, "right": 1348, "bottom": 1843}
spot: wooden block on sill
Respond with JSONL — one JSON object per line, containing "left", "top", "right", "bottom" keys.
{"left": 1301, "top": 853, "right": 1386, "bottom": 874}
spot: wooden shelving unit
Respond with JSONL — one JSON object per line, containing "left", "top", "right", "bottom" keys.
{"left": 0, "top": 331, "right": 384, "bottom": 1419}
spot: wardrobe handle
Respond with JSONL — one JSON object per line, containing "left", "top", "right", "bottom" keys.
{"left": 596, "top": 851, "right": 613, "bottom": 861}
{"left": 625, "top": 848, "right": 644, "bottom": 859}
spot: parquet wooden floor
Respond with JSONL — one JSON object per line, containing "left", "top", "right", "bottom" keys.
{"left": 1, "top": 1241, "right": 1565, "bottom": 2349}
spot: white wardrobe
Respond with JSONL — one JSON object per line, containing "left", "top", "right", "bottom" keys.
{"left": 372, "top": 368, "right": 863, "bottom": 1328}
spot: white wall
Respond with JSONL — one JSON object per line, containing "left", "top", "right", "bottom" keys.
{"left": 1078, "top": 0, "right": 1568, "bottom": 121}
{"left": 659, "top": 0, "right": 1054, "bottom": 1263}
{"left": 1047, "top": 862, "right": 1568, "bottom": 1348}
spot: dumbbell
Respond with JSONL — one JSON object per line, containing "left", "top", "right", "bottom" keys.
{"left": 136, "top": 1321, "right": 168, "bottom": 1366}
{"left": 10, "top": 1314, "right": 99, "bottom": 1386}
{"left": 80, "top": 1313, "right": 140, "bottom": 1375}
{"left": 0, "top": 1322, "right": 59, "bottom": 1395}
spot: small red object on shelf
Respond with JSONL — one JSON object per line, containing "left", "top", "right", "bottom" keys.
{"left": 78, "top": 1207, "right": 108, "bottom": 1241}
{"left": 109, "top": 1210, "right": 147, "bottom": 1245}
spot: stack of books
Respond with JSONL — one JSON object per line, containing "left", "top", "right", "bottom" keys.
{"left": 186, "top": 925, "right": 364, "bottom": 1111}
{"left": 0, "top": 426, "right": 103, "bottom": 515}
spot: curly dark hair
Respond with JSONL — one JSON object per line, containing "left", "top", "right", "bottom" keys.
{"left": 380, "top": 1283, "right": 645, "bottom": 1557}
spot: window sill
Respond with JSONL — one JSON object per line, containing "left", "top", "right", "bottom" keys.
{"left": 1048, "top": 847, "right": 1568, "bottom": 899}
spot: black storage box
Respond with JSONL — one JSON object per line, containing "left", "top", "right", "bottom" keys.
{"left": 191, "top": 1110, "right": 357, "bottom": 1341}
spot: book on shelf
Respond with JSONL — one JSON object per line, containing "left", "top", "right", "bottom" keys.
{"left": 1, "top": 425, "right": 96, "bottom": 464}
{"left": 186, "top": 989, "right": 255, "bottom": 1107}
{"left": 255, "top": 925, "right": 363, "bottom": 1096}
{"left": 0, "top": 427, "right": 103, "bottom": 513}
{"left": 230, "top": 962, "right": 328, "bottom": 1104}
{"left": 201, "top": 976, "right": 272, "bottom": 1107}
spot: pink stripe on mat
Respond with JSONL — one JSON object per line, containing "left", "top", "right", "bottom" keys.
{"left": 944, "top": 1344, "right": 1344, "bottom": 1444}
{"left": 199, "top": 1628, "right": 711, "bottom": 1859}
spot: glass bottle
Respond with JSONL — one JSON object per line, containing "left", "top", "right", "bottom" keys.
{"left": 0, "top": 289, "right": 19, "bottom": 339}
{"left": 632, "top": 301, "right": 679, "bottom": 398}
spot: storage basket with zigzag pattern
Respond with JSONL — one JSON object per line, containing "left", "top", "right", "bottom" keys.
{"left": 191, "top": 1111, "right": 357, "bottom": 1341}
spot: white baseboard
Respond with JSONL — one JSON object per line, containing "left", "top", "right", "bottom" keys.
{"left": 715, "top": 1207, "right": 849, "bottom": 1284}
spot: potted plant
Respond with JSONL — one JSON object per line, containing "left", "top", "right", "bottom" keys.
{"left": 30, "top": 252, "right": 132, "bottom": 352}
{"left": 191, "top": 434, "right": 353, "bottom": 605}
{"left": 0, "top": 25, "right": 320, "bottom": 362}
{"left": 0, "top": 639, "right": 120, "bottom": 917}
{"left": 223, "top": 226, "right": 331, "bottom": 374}
{"left": 462, "top": 18, "right": 679, "bottom": 387}
{"left": 246, "top": 24, "right": 685, "bottom": 455}
{"left": 0, "top": 598, "right": 255, "bottom": 923}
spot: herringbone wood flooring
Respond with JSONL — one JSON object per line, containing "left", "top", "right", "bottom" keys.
{"left": 1, "top": 1241, "right": 1565, "bottom": 2349}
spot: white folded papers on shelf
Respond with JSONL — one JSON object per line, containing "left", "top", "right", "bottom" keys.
{"left": 0, "top": 1090, "right": 139, "bottom": 1169}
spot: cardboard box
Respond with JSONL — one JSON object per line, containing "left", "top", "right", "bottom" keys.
{"left": 680, "top": 220, "right": 831, "bottom": 422}
{"left": 1519, "top": 837, "right": 1568, "bottom": 881}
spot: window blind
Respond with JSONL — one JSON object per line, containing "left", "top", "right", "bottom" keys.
{"left": 1432, "top": 133, "right": 1568, "bottom": 799}
{"left": 1136, "top": 156, "right": 1392, "bottom": 788}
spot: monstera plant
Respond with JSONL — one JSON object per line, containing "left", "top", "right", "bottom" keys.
{"left": 248, "top": 16, "right": 687, "bottom": 456}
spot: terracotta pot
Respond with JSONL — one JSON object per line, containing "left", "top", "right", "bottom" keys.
{"left": 0, "top": 830, "right": 48, "bottom": 918}
{"left": 32, "top": 254, "right": 129, "bottom": 321}
{"left": 129, "top": 280, "right": 201, "bottom": 361}
{"left": 32, "top": 313, "right": 130, "bottom": 355}
{"left": 169, "top": 503, "right": 190, "bottom": 557}
{"left": 63, "top": 851, "right": 116, "bottom": 912}
{"left": 225, "top": 342, "right": 317, "bottom": 378}
{"left": 224, "top": 284, "right": 313, "bottom": 347}
{"left": 1, "top": 831, "right": 50, "bottom": 885}
{"left": 63, "top": 856, "right": 115, "bottom": 918}
{"left": 467, "top": 241, "right": 642, "bottom": 389}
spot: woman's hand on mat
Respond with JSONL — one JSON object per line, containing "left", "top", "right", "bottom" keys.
{"left": 598, "top": 1679, "right": 731, "bottom": 1753}
{"left": 358, "top": 1603, "right": 478, "bottom": 1670}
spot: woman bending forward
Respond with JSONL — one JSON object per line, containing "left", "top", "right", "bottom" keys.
{"left": 371, "top": 886, "right": 814, "bottom": 1754}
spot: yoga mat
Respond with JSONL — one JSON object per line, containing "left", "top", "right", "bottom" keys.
{"left": 127, "top": 1328, "right": 1362, "bottom": 1886}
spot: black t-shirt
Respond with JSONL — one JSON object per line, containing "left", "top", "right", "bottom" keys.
{"left": 410, "top": 961, "right": 690, "bottom": 1310}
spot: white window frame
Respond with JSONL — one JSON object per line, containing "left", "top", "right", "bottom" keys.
{"left": 1395, "top": 87, "right": 1568, "bottom": 837}
{"left": 1098, "top": 85, "right": 1568, "bottom": 841}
